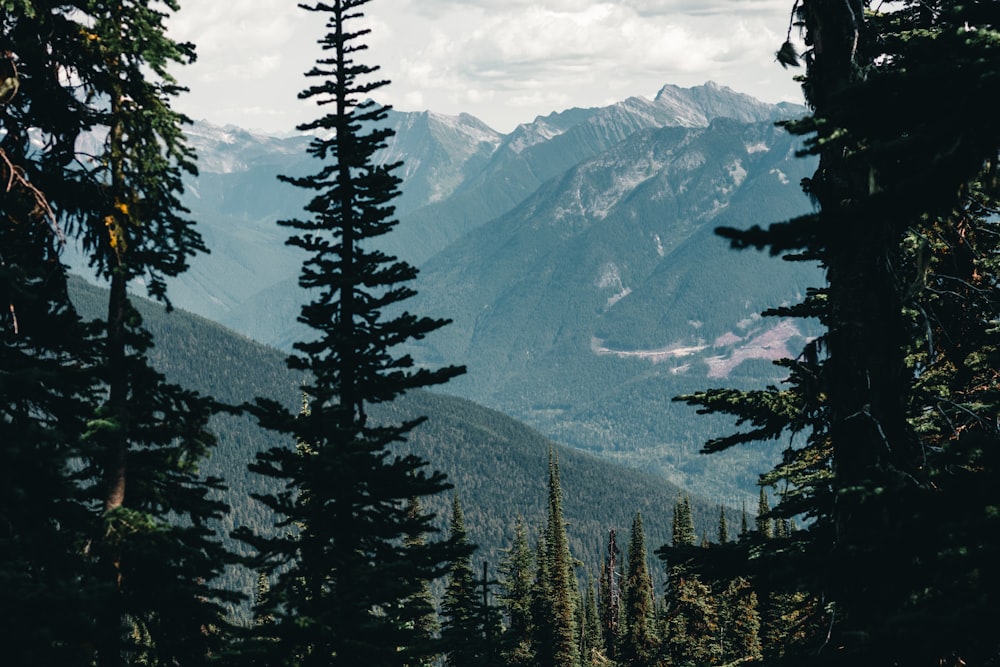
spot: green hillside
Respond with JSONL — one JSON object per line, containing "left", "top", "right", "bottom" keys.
{"left": 67, "top": 276, "right": 728, "bottom": 611}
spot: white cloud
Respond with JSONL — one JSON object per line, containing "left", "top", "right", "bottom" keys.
{"left": 169, "top": 0, "right": 803, "bottom": 133}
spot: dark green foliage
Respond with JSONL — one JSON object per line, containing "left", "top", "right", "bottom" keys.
{"left": 3, "top": 3, "right": 234, "bottom": 664}
{"left": 661, "top": 574, "right": 720, "bottom": 667}
{"left": 0, "top": 139, "right": 100, "bottom": 665}
{"left": 401, "top": 498, "right": 442, "bottom": 667}
{"left": 719, "top": 577, "right": 762, "bottom": 663}
{"left": 677, "top": 1, "right": 1000, "bottom": 664}
{"left": 580, "top": 574, "right": 603, "bottom": 666}
{"left": 235, "top": 2, "right": 466, "bottom": 665}
{"left": 620, "top": 512, "right": 659, "bottom": 667}
{"left": 542, "top": 450, "right": 581, "bottom": 667}
{"left": 599, "top": 528, "right": 624, "bottom": 662}
{"left": 499, "top": 517, "right": 536, "bottom": 667}
{"left": 441, "top": 497, "right": 482, "bottom": 667}
{"left": 672, "top": 494, "right": 696, "bottom": 548}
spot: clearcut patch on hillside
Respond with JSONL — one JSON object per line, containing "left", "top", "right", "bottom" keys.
{"left": 590, "top": 318, "right": 806, "bottom": 378}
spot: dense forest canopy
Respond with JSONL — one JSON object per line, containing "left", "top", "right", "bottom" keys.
{"left": 2, "top": 0, "right": 1000, "bottom": 666}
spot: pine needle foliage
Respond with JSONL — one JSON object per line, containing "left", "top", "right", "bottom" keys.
{"left": 237, "top": 2, "right": 466, "bottom": 665}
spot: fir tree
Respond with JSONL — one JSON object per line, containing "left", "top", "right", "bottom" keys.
{"left": 719, "top": 576, "right": 762, "bottom": 664}
{"left": 236, "top": 1, "right": 466, "bottom": 665}
{"left": 0, "top": 78, "right": 99, "bottom": 664}
{"left": 401, "top": 498, "right": 441, "bottom": 667}
{"left": 755, "top": 488, "right": 771, "bottom": 540}
{"left": 499, "top": 516, "right": 536, "bottom": 667}
{"left": 580, "top": 573, "right": 603, "bottom": 666}
{"left": 620, "top": 512, "right": 659, "bottom": 667}
{"left": 598, "top": 528, "right": 623, "bottom": 662}
{"left": 544, "top": 449, "right": 581, "bottom": 667}
{"left": 739, "top": 501, "right": 749, "bottom": 541}
{"left": 441, "top": 496, "right": 481, "bottom": 667}
{"left": 717, "top": 505, "right": 729, "bottom": 545}
{"left": 677, "top": 0, "right": 1000, "bottom": 662}
{"left": 4, "top": 3, "right": 234, "bottom": 664}
{"left": 672, "top": 494, "right": 696, "bottom": 548}
{"left": 662, "top": 575, "right": 720, "bottom": 667}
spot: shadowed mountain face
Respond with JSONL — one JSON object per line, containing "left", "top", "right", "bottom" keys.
{"left": 66, "top": 82, "right": 819, "bottom": 500}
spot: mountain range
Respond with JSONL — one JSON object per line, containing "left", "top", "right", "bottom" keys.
{"left": 65, "top": 81, "right": 821, "bottom": 501}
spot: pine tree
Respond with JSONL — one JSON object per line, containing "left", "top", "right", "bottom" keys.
{"left": 717, "top": 506, "right": 729, "bottom": 545}
{"left": 78, "top": 4, "right": 236, "bottom": 662}
{"left": 719, "top": 576, "right": 762, "bottom": 664}
{"left": 401, "top": 498, "right": 441, "bottom": 667}
{"left": 441, "top": 496, "right": 481, "bottom": 667}
{"left": 0, "top": 62, "right": 100, "bottom": 663}
{"left": 544, "top": 449, "right": 581, "bottom": 667}
{"left": 580, "top": 573, "right": 603, "bottom": 666}
{"left": 672, "top": 494, "right": 696, "bottom": 548}
{"left": 499, "top": 516, "right": 536, "bottom": 667}
{"left": 4, "top": 3, "right": 234, "bottom": 664}
{"left": 755, "top": 488, "right": 771, "bottom": 539}
{"left": 662, "top": 575, "right": 720, "bottom": 667}
{"left": 620, "top": 512, "right": 659, "bottom": 667}
{"left": 598, "top": 528, "right": 623, "bottom": 662}
{"left": 236, "top": 2, "right": 466, "bottom": 665}
{"left": 676, "top": 1, "right": 1000, "bottom": 662}
{"left": 739, "top": 501, "right": 749, "bottom": 541}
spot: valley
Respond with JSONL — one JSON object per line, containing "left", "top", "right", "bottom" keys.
{"left": 66, "top": 81, "right": 821, "bottom": 503}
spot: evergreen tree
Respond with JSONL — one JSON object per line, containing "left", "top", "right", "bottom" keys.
{"left": 598, "top": 528, "right": 623, "bottom": 662}
{"left": 4, "top": 3, "right": 234, "bottom": 664}
{"left": 755, "top": 488, "right": 771, "bottom": 539}
{"left": 580, "top": 573, "right": 603, "bottom": 666}
{"left": 672, "top": 494, "right": 696, "bottom": 548}
{"left": 79, "top": 4, "right": 236, "bottom": 662}
{"left": 236, "top": 1, "right": 466, "bottom": 665}
{"left": 401, "top": 498, "right": 441, "bottom": 667}
{"left": 544, "top": 449, "right": 581, "bottom": 667}
{"left": 662, "top": 575, "right": 720, "bottom": 667}
{"left": 717, "top": 506, "right": 729, "bottom": 545}
{"left": 441, "top": 496, "right": 481, "bottom": 667}
{"left": 620, "top": 512, "right": 659, "bottom": 667}
{"left": 476, "top": 560, "right": 505, "bottom": 667}
{"left": 499, "top": 517, "right": 536, "bottom": 667}
{"left": 530, "top": 532, "right": 555, "bottom": 666}
{"left": 0, "top": 77, "right": 100, "bottom": 665}
{"left": 677, "top": 0, "right": 1000, "bottom": 663}
{"left": 719, "top": 576, "right": 762, "bottom": 664}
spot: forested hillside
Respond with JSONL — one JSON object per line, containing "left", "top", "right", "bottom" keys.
{"left": 68, "top": 276, "right": 724, "bottom": 603}
{"left": 5, "top": 0, "right": 1000, "bottom": 666}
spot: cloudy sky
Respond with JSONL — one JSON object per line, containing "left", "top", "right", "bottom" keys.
{"left": 167, "top": 0, "right": 804, "bottom": 135}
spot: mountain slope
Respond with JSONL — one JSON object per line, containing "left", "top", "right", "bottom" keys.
{"left": 65, "top": 277, "right": 722, "bottom": 606}
{"left": 406, "top": 118, "right": 820, "bottom": 497}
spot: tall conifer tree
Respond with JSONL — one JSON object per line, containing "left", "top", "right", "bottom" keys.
{"left": 620, "top": 512, "right": 658, "bottom": 667}
{"left": 237, "top": 1, "right": 465, "bottom": 665}
{"left": 677, "top": 0, "right": 1000, "bottom": 662}
{"left": 499, "top": 517, "right": 536, "bottom": 667}
{"left": 441, "top": 497, "right": 481, "bottom": 667}
{"left": 0, "top": 29, "right": 100, "bottom": 660}
{"left": 3, "top": 3, "right": 234, "bottom": 664}
{"left": 541, "top": 448, "right": 580, "bottom": 667}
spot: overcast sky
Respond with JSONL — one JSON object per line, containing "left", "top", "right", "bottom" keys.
{"left": 167, "top": 0, "right": 805, "bottom": 135}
